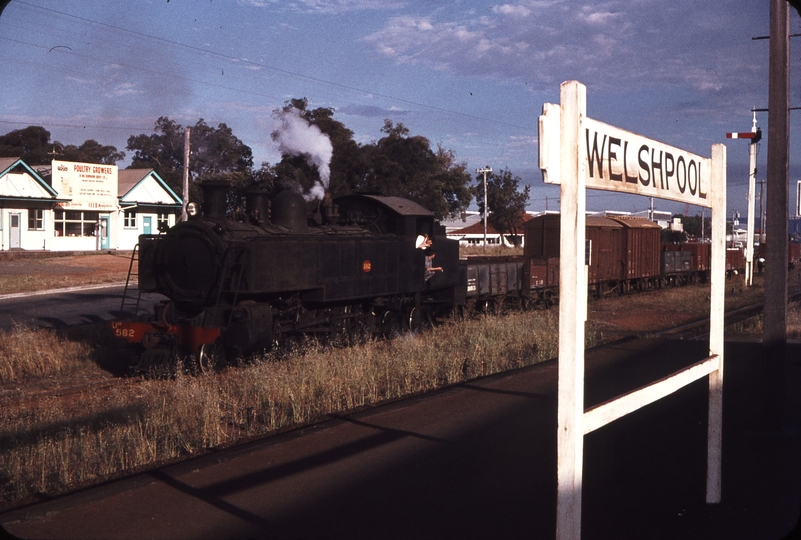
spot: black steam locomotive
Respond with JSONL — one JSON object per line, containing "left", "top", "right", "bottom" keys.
{"left": 112, "top": 180, "right": 462, "bottom": 371}
{"left": 111, "top": 180, "right": 751, "bottom": 373}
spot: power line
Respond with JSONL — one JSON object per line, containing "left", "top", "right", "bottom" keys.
{"left": 14, "top": 1, "right": 536, "bottom": 134}
{"left": 0, "top": 119, "right": 155, "bottom": 132}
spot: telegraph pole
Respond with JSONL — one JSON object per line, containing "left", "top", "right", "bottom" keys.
{"left": 182, "top": 127, "right": 190, "bottom": 222}
{"left": 765, "top": 0, "right": 789, "bottom": 354}
{"left": 477, "top": 167, "right": 492, "bottom": 252}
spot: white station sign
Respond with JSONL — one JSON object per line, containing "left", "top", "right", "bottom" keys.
{"left": 539, "top": 105, "right": 713, "bottom": 208}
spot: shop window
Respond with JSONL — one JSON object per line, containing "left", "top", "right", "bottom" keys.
{"left": 54, "top": 210, "right": 98, "bottom": 237}
{"left": 28, "top": 209, "right": 44, "bottom": 230}
{"left": 124, "top": 210, "right": 137, "bottom": 229}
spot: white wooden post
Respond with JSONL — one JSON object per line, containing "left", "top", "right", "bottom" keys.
{"left": 556, "top": 80, "right": 587, "bottom": 540}
{"left": 707, "top": 143, "right": 726, "bottom": 503}
{"left": 746, "top": 121, "right": 758, "bottom": 286}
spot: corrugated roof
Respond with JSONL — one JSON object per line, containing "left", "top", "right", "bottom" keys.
{"left": 0, "top": 157, "right": 21, "bottom": 174}
{"left": 118, "top": 168, "right": 152, "bottom": 197}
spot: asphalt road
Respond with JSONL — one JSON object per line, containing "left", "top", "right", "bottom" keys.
{"left": 1, "top": 337, "right": 798, "bottom": 539}
{"left": 0, "top": 285, "right": 166, "bottom": 330}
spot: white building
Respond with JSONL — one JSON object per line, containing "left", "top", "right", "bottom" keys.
{"left": 0, "top": 158, "right": 182, "bottom": 252}
{"left": 117, "top": 168, "right": 183, "bottom": 249}
{"left": 0, "top": 157, "right": 63, "bottom": 251}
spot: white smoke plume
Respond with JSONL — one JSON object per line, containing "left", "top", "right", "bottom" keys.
{"left": 272, "top": 108, "right": 333, "bottom": 201}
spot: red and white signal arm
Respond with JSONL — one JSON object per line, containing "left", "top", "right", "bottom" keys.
{"left": 725, "top": 129, "right": 762, "bottom": 143}
{"left": 726, "top": 132, "right": 756, "bottom": 139}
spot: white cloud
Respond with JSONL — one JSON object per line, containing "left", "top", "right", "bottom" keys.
{"left": 363, "top": 0, "right": 763, "bottom": 104}
{"left": 105, "top": 82, "right": 140, "bottom": 98}
{"left": 236, "top": 0, "right": 406, "bottom": 13}
{"left": 492, "top": 4, "right": 531, "bottom": 17}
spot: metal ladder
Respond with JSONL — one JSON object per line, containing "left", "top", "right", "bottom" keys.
{"left": 119, "top": 244, "right": 142, "bottom": 316}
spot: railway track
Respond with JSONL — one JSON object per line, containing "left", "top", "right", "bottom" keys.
{"left": 652, "top": 289, "right": 801, "bottom": 340}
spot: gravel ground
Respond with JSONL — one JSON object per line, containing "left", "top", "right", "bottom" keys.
{"left": 0, "top": 253, "right": 134, "bottom": 293}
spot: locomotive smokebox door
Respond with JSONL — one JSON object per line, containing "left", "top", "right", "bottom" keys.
{"left": 157, "top": 221, "right": 227, "bottom": 308}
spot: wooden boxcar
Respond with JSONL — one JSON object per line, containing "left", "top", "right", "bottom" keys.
{"left": 607, "top": 216, "right": 662, "bottom": 290}
{"left": 662, "top": 242, "right": 709, "bottom": 284}
{"left": 525, "top": 214, "right": 666, "bottom": 295}
{"left": 524, "top": 214, "right": 626, "bottom": 287}
{"left": 757, "top": 242, "right": 801, "bottom": 269}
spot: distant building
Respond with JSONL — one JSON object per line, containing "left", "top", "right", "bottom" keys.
{"left": 0, "top": 157, "right": 63, "bottom": 251}
{"left": 117, "top": 169, "right": 183, "bottom": 250}
{"left": 0, "top": 158, "right": 182, "bottom": 252}
{"left": 446, "top": 211, "right": 535, "bottom": 247}
{"left": 440, "top": 211, "right": 482, "bottom": 235}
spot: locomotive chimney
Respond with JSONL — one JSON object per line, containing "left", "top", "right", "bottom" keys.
{"left": 200, "top": 180, "right": 230, "bottom": 220}
{"left": 272, "top": 189, "right": 308, "bottom": 231}
{"left": 323, "top": 193, "right": 339, "bottom": 224}
{"left": 245, "top": 190, "right": 270, "bottom": 226}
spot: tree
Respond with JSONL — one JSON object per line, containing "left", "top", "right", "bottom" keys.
{"left": 474, "top": 167, "right": 530, "bottom": 245}
{"left": 127, "top": 117, "right": 254, "bottom": 201}
{"left": 0, "top": 126, "right": 125, "bottom": 166}
{"left": 271, "top": 98, "right": 365, "bottom": 200}
{"left": 126, "top": 117, "right": 186, "bottom": 188}
{"left": 0, "top": 126, "right": 53, "bottom": 165}
{"left": 58, "top": 139, "right": 124, "bottom": 165}
{"left": 674, "top": 214, "right": 711, "bottom": 240}
{"left": 361, "top": 120, "right": 472, "bottom": 219}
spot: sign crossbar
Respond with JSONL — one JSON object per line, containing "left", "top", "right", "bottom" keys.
{"left": 583, "top": 355, "right": 720, "bottom": 435}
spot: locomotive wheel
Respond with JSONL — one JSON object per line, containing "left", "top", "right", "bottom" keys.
{"left": 465, "top": 300, "right": 477, "bottom": 318}
{"left": 407, "top": 307, "right": 426, "bottom": 332}
{"left": 380, "top": 310, "right": 402, "bottom": 339}
{"left": 197, "top": 341, "right": 226, "bottom": 374}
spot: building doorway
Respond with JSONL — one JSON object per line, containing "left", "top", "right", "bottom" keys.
{"left": 9, "top": 213, "right": 20, "bottom": 249}
{"left": 99, "top": 215, "right": 110, "bottom": 250}
{"left": 143, "top": 216, "right": 152, "bottom": 235}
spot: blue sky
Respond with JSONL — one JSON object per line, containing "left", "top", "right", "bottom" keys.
{"left": 1, "top": 0, "right": 799, "bottom": 218}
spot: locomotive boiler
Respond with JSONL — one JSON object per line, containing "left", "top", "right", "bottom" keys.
{"left": 113, "top": 180, "right": 460, "bottom": 372}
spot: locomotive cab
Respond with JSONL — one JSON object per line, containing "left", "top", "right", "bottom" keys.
{"left": 334, "top": 194, "right": 460, "bottom": 293}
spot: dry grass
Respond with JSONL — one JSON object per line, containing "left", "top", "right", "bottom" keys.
{"left": 0, "top": 309, "right": 564, "bottom": 509}
{"left": 459, "top": 245, "right": 524, "bottom": 258}
{"left": 729, "top": 300, "right": 801, "bottom": 338}
{"left": 0, "top": 326, "right": 103, "bottom": 384}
